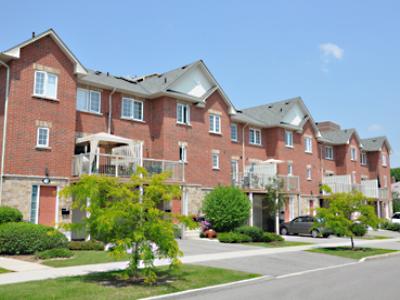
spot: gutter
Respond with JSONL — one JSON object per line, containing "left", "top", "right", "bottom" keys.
{"left": 0, "top": 60, "right": 10, "bottom": 205}
{"left": 107, "top": 88, "right": 116, "bottom": 134}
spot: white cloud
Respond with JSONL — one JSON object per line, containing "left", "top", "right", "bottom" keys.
{"left": 367, "top": 123, "right": 385, "bottom": 132}
{"left": 319, "top": 43, "right": 344, "bottom": 60}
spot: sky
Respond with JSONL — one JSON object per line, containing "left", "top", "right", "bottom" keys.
{"left": 1, "top": 0, "right": 399, "bottom": 166}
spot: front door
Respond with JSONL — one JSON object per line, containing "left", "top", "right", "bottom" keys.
{"left": 38, "top": 186, "right": 57, "bottom": 226}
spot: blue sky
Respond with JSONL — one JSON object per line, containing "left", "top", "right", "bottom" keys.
{"left": 1, "top": 0, "right": 399, "bottom": 166}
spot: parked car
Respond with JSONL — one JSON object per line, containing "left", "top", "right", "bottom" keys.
{"left": 280, "top": 216, "right": 331, "bottom": 238}
{"left": 391, "top": 212, "right": 400, "bottom": 224}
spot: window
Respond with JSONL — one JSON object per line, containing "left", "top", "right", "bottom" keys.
{"left": 350, "top": 147, "right": 357, "bottom": 161}
{"left": 209, "top": 113, "right": 221, "bottom": 134}
{"left": 36, "top": 127, "right": 49, "bottom": 148}
{"left": 249, "top": 128, "right": 261, "bottom": 145}
{"left": 306, "top": 166, "right": 312, "bottom": 180}
{"left": 177, "top": 103, "right": 190, "bottom": 125}
{"left": 34, "top": 71, "right": 58, "bottom": 99}
{"left": 212, "top": 152, "right": 220, "bottom": 170}
{"left": 77, "top": 88, "right": 101, "bottom": 113}
{"left": 288, "top": 163, "right": 293, "bottom": 176}
{"left": 30, "top": 185, "right": 39, "bottom": 224}
{"left": 360, "top": 152, "right": 368, "bottom": 166}
{"left": 382, "top": 153, "right": 387, "bottom": 167}
{"left": 121, "top": 98, "right": 143, "bottom": 121}
{"left": 325, "top": 146, "right": 334, "bottom": 160}
{"left": 304, "top": 137, "right": 312, "bottom": 153}
{"left": 179, "top": 143, "right": 187, "bottom": 162}
{"left": 285, "top": 131, "right": 293, "bottom": 147}
{"left": 231, "top": 123, "right": 238, "bottom": 141}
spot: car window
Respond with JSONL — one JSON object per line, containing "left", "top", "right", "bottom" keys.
{"left": 305, "top": 217, "right": 314, "bottom": 222}
{"left": 292, "top": 217, "right": 299, "bottom": 222}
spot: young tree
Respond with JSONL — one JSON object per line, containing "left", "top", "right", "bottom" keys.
{"left": 316, "top": 188, "right": 380, "bottom": 249}
{"left": 61, "top": 168, "right": 193, "bottom": 283}
{"left": 264, "top": 178, "right": 285, "bottom": 234}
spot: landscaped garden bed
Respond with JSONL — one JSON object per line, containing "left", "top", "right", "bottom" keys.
{"left": 307, "top": 247, "right": 398, "bottom": 260}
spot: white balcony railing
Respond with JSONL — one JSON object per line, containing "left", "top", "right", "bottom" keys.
{"left": 322, "top": 175, "right": 383, "bottom": 199}
{"left": 142, "top": 158, "right": 185, "bottom": 182}
{"left": 379, "top": 188, "right": 389, "bottom": 200}
{"left": 235, "top": 172, "right": 299, "bottom": 193}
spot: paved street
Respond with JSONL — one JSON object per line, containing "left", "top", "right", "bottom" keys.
{"left": 173, "top": 256, "right": 400, "bottom": 300}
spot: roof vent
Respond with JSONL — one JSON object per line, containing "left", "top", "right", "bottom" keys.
{"left": 164, "top": 77, "right": 167, "bottom": 84}
{"left": 95, "top": 71, "right": 102, "bottom": 75}
{"left": 32, "top": 32, "right": 36, "bottom": 38}
{"left": 285, "top": 102, "right": 289, "bottom": 105}
{"left": 280, "top": 108, "right": 283, "bottom": 112}
{"left": 106, "top": 72, "right": 110, "bottom": 77}
{"left": 268, "top": 105, "right": 273, "bottom": 109}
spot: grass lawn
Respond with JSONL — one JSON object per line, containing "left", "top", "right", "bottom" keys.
{"left": 246, "top": 241, "right": 312, "bottom": 248}
{"left": 42, "top": 251, "right": 130, "bottom": 268}
{"left": 307, "top": 247, "right": 398, "bottom": 260}
{"left": 356, "top": 235, "right": 390, "bottom": 240}
{"left": 0, "top": 264, "right": 259, "bottom": 300}
{"left": 0, "top": 267, "right": 11, "bottom": 274}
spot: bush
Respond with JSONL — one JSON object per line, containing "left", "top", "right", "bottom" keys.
{"left": 234, "top": 226, "right": 264, "bottom": 242}
{"left": 67, "top": 240, "right": 104, "bottom": 251}
{"left": 218, "top": 232, "right": 252, "bottom": 243}
{"left": 381, "top": 221, "right": 400, "bottom": 232}
{"left": 351, "top": 223, "right": 367, "bottom": 237}
{"left": 0, "top": 222, "right": 67, "bottom": 255}
{"left": 202, "top": 186, "right": 251, "bottom": 232}
{"left": 0, "top": 206, "right": 23, "bottom": 224}
{"left": 173, "top": 224, "right": 182, "bottom": 239}
{"left": 35, "top": 248, "right": 73, "bottom": 260}
{"left": 262, "top": 232, "right": 284, "bottom": 242}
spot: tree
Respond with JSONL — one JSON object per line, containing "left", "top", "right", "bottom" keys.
{"left": 202, "top": 186, "right": 251, "bottom": 232}
{"left": 391, "top": 168, "right": 400, "bottom": 182}
{"left": 316, "top": 188, "right": 380, "bottom": 249}
{"left": 61, "top": 168, "right": 193, "bottom": 284}
{"left": 263, "top": 178, "right": 285, "bottom": 234}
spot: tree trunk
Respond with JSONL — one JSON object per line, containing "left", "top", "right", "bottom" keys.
{"left": 350, "top": 236, "right": 355, "bottom": 250}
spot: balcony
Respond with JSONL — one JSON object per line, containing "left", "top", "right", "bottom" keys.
{"left": 322, "top": 175, "right": 383, "bottom": 199}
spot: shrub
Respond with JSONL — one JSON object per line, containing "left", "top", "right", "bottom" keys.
{"left": 0, "top": 206, "right": 23, "bottom": 224}
{"left": 382, "top": 222, "right": 400, "bottom": 232}
{"left": 67, "top": 240, "right": 104, "bottom": 251}
{"left": 202, "top": 186, "right": 251, "bottom": 232}
{"left": 218, "top": 232, "right": 252, "bottom": 243}
{"left": 351, "top": 223, "right": 367, "bottom": 237}
{"left": 173, "top": 224, "right": 182, "bottom": 239}
{"left": 262, "top": 232, "right": 284, "bottom": 243}
{"left": 0, "top": 222, "right": 67, "bottom": 255}
{"left": 35, "top": 248, "right": 73, "bottom": 260}
{"left": 234, "top": 226, "right": 264, "bottom": 242}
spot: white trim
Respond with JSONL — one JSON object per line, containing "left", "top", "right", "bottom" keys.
{"left": 121, "top": 97, "right": 144, "bottom": 121}
{"left": 350, "top": 146, "right": 357, "bottom": 161}
{"left": 230, "top": 123, "right": 238, "bottom": 142}
{"left": 55, "top": 186, "right": 60, "bottom": 227}
{"left": 35, "top": 185, "right": 40, "bottom": 224}
{"left": 33, "top": 70, "right": 58, "bottom": 100}
{"left": 36, "top": 127, "right": 49, "bottom": 148}
{"left": 249, "top": 128, "right": 262, "bottom": 145}
{"left": 77, "top": 88, "right": 102, "bottom": 114}
{"left": 285, "top": 130, "right": 294, "bottom": 148}
{"left": 325, "top": 145, "right": 334, "bottom": 160}
{"left": 176, "top": 102, "right": 190, "bottom": 125}
{"left": 209, "top": 113, "right": 221, "bottom": 134}
{"left": 304, "top": 136, "right": 313, "bottom": 153}
{"left": 212, "top": 152, "right": 220, "bottom": 170}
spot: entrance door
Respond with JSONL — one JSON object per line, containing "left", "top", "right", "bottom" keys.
{"left": 38, "top": 186, "right": 57, "bottom": 226}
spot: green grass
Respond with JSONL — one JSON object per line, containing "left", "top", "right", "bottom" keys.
{"left": 307, "top": 247, "right": 398, "bottom": 260}
{"left": 0, "top": 264, "right": 259, "bottom": 300}
{"left": 42, "top": 251, "right": 130, "bottom": 268}
{"left": 0, "top": 267, "right": 11, "bottom": 274}
{"left": 356, "top": 235, "right": 390, "bottom": 240}
{"left": 246, "top": 241, "right": 312, "bottom": 248}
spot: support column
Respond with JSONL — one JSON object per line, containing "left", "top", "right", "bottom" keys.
{"left": 275, "top": 197, "right": 280, "bottom": 235}
{"left": 377, "top": 200, "right": 381, "bottom": 218}
{"left": 249, "top": 192, "right": 254, "bottom": 226}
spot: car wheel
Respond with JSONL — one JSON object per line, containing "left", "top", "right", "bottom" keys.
{"left": 311, "top": 230, "right": 319, "bottom": 238}
{"left": 280, "top": 227, "right": 288, "bottom": 236}
{"left": 322, "top": 233, "right": 330, "bottom": 238}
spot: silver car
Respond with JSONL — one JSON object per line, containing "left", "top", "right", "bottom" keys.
{"left": 280, "top": 216, "right": 330, "bottom": 238}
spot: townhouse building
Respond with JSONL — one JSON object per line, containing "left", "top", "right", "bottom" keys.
{"left": 0, "top": 29, "right": 393, "bottom": 237}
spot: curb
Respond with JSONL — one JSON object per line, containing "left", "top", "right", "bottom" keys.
{"left": 359, "top": 251, "right": 400, "bottom": 262}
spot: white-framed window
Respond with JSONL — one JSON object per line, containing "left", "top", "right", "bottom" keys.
{"left": 121, "top": 97, "right": 144, "bottom": 121}
{"left": 36, "top": 127, "right": 49, "bottom": 148}
{"left": 285, "top": 130, "right": 293, "bottom": 148}
{"left": 350, "top": 147, "right": 357, "bottom": 161}
{"left": 231, "top": 159, "right": 239, "bottom": 185}
{"left": 231, "top": 123, "right": 238, "bottom": 142}
{"left": 34, "top": 70, "right": 58, "bottom": 99}
{"left": 360, "top": 152, "right": 368, "bottom": 166}
{"left": 77, "top": 88, "right": 101, "bottom": 113}
{"left": 306, "top": 166, "right": 312, "bottom": 180}
{"left": 325, "top": 146, "right": 334, "bottom": 160}
{"left": 382, "top": 153, "right": 387, "bottom": 167}
{"left": 249, "top": 128, "right": 261, "bottom": 145}
{"left": 288, "top": 163, "right": 293, "bottom": 176}
{"left": 209, "top": 113, "right": 221, "bottom": 134}
{"left": 212, "top": 152, "right": 220, "bottom": 170}
{"left": 304, "top": 137, "right": 312, "bottom": 153}
{"left": 179, "top": 143, "right": 187, "bottom": 162}
{"left": 177, "top": 103, "right": 190, "bottom": 125}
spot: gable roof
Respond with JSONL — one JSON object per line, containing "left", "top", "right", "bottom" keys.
{"left": 361, "top": 136, "right": 392, "bottom": 153}
{"left": 0, "top": 29, "right": 87, "bottom": 76}
{"left": 319, "top": 128, "right": 363, "bottom": 146}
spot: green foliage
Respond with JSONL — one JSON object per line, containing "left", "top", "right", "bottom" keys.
{"left": 36, "top": 248, "right": 73, "bottom": 260}
{"left": 234, "top": 226, "right": 264, "bottom": 242}
{"left": 393, "top": 199, "right": 400, "bottom": 213}
{"left": 202, "top": 186, "right": 251, "bottom": 232}
{"left": 380, "top": 220, "right": 400, "bottom": 231}
{"left": 217, "top": 232, "right": 252, "bottom": 243}
{"left": 173, "top": 224, "right": 182, "bottom": 239}
{"left": 391, "top": 168, "right": 400, "bottom": 182}
{"left": 0, "top": 222, "right": 67, "bottom": 254}
{"left": 263, "top": 178, "right": 286, "bottom": 218}
{"left": 351, "top": 223, "right": 367, "bottom": 237}
{"left": 68, "top": 240, "right": 104, "bottom": 251}
{"left": 60, "top": 168, "right": 195, "bottom": 284}
{"left": 262, "top": 232, "right": 284, "bottom": 242}
{"left": 316, "top": 191, "right": 380, "bottom": 249}
{"left": 0, "top": 206, "right": 23, "bottom": 224}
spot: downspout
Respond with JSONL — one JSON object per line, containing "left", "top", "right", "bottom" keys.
{"left": 0, "top": 60, "right": 10, "bottom": 205}
{"left": 107, "top": 88, "right": 116, "bottom": 134}
{"left": 241, "top": 123, "right": 249, "bottom": 173}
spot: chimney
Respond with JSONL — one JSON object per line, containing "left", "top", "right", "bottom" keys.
{"left": 316, "top": 121, "right": 341, "bottom": 132}
{"left": 32, "top": 32, "right": 36, "bottom": 38}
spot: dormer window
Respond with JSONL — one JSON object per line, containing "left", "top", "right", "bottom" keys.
{"left": 34, "top": 71, "right": 58, "bottom": 99}
{"left": 350, "top": 147, "right": 357, "bottom": 161}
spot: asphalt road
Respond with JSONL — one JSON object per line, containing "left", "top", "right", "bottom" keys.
{"left": 175, "top": 256, "right": 400, "bottom": 300}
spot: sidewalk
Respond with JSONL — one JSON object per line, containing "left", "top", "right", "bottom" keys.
{"left": 0, "top": 257, "right": 52, "bottom": 272}
{"left": 1, "top": 237, "right": 399, "bottom": 286}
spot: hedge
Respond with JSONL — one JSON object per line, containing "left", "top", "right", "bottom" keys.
{"left": 218, "top": 232, "right": 252, "bottom": 243}
{"left": 68, "top": 240, "right": 105, "bottom": 251}
{"left": 36, "top": 248, "right": 73, "bottom": 260}
{"left": 234, "top": 226, "right": 264, "bottom": 242}
{"left": 0, "top": 222, "right": 67, "bottom": 255}
{"left": 0, "top": 206, "right": 23, "bottom": 224}
{"left": 262, "top": 232, "right": 284, "bottom": 242}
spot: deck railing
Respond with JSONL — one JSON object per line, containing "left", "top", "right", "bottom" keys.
{"left": 322, "top": 175, "right": 383, "bottom": 199}
{"left": 236, "top": 172, "right": 300, "bottom": 193}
